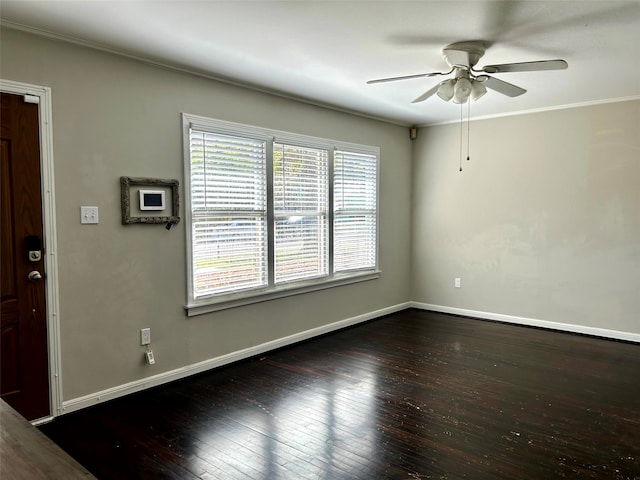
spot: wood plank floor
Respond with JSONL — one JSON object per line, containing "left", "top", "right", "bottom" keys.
{"left": 40, "top": 309, "right": 640, "bottom": 479}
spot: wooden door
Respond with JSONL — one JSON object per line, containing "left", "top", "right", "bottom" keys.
{"left": 1, "top": 92, "right": 50, "bottom": 420}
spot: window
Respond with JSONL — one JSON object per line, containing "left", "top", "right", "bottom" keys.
{"left": 273, "top": 142, "right": 329, "bottom": 284}
{"left": 334, "top": 150, "right": 377, "bottom": 272}
{"left": 188, "top": 131, "right": 267, "bottom": 297}
{"left": 183, "top": 114, "right": 379, "bottom": 314}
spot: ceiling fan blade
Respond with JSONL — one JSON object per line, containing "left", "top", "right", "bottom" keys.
{"left": 386, "top": 34, "right": 454, "bottom": 47}
{"left": 481, "top": 0, "right": 520, "bottom": 42}
{"left": 367, "top": 71, "right": 445, "bottom": 84}
{"left": 481, "top": 59, "right": 568, "bottom": 74}
{"left": 412, "top": 84, "right": 441, "bottom": 103}
{"left": 480, "top": 75, "right": 526, "bottom": 97}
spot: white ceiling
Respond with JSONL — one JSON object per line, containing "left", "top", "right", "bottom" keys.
{"left": 2, "top": 1, "right": 639, "bottom": 126}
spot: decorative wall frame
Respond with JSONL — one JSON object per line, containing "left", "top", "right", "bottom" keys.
{"left": 120, "top": 176, "right": 180, "bottom": 225}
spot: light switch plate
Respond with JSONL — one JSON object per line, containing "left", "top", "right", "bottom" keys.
{"left": 80, "top": 206, "right": 99, "bottom": 224}
{"left": 140, "top": 328, "right": 151, "bottom": 346}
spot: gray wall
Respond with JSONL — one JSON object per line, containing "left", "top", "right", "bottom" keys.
{"left": 1, "top": 28, "right": 412, "bottom": 400}
{"left": 3, "top": 26, "right": 638, "bottom": 405}
{"left": 412, "top": 100, "right": 640, "bottom": 334}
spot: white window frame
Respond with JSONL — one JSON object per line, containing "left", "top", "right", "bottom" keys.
{"left": 182, "top": 113, "right": 380, "bottom": 316}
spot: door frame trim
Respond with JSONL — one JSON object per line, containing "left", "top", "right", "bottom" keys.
{"left": 1, "top": 79, "right": 62, "bottom": 421}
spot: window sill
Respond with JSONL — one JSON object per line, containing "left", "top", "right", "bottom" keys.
{"left": 185, "top": 270, "right": 381, "bottom": 316}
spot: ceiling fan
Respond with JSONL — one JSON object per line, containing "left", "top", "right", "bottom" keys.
{"left": 367, "top": 41, "right": 568, "bottom": 104}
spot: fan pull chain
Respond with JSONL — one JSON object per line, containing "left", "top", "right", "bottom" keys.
{"left": 467, "top": 100, "right": 471, "bottom": 162}
{"left": 459, "top": 102, "right": 463, "bottom": 172}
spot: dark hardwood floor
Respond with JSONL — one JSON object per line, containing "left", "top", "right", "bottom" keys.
{"left": 40, "top": 309, "right": 640, "bottom": 479}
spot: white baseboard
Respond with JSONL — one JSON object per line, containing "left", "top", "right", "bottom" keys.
{"left": 410, "top": 302, "right": 640, "bottom": 344}
{"left": 61, "top": 302, "right": 411, "bottom": 415}
{"left": 60, "top": 300, "right": 638, "bottom": 415}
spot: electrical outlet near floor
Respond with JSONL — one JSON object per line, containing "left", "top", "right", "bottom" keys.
{"left": 140, "top": 328, "right": 151, "bottom": 345}
{"left": 455, "top": 277, "right": 461, "bottom": 288}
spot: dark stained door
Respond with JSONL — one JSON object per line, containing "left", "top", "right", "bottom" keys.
{"left": 1, "top": 92, "right": 50, "bottom": 420}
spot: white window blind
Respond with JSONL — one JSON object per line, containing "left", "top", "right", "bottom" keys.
{"left": 189, "top": 130, "right": 267, "bottom": 297}
{"left": 334, "top": 150, "right": 377, "bottom": 272}
{"left": 273, "top": 143, "right": 329, "bottom": 284}
{"left": 184, "top": 113, "right": 379, "bottom": 313}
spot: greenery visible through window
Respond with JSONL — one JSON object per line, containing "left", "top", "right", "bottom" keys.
{"left": 183, "top": 114, "right": 379, "bottom": 312}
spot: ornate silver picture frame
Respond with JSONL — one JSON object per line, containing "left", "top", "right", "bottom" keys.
{"left": 120, "top": 176, "right": 180, "bottom": 225}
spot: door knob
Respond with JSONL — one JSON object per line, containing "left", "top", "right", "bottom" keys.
{"left": 28, "top": 271, "right": 42, "bottom": 282}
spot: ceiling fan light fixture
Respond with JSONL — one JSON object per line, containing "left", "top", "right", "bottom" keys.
{"left": 436, "top": 79, "right": 455, "bottom": 101}
{"left": 471, "top": 79, "right": 487, "bottom": 101}
{"left": 452, "top": 77, "right": 472, "bottom": 104}
{"left": 367, "top": 40, "right": 568, "bottom": 109}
